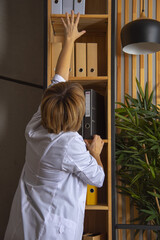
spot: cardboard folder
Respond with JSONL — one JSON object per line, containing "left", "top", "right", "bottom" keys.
{"left": 51, "top": 42, "right": 62, "bottom": 77}
{"left": 74, "top": 0, "right": 86, "bottom": 14}
{"left": 76, "top": 43, "right": 86, "bottom": 77}
{"left": 86, "top": 185, "right": 97, "bottom": 205}
{"left": 51, "top": 0, "right": 62, "bottom": 14}
{"left": 87, "top": 43, "right": 98, "bottom": 77}
{"left": 63, "top": 0, "right": 73, "bottom": 14}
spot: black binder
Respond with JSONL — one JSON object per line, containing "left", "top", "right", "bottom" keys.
{"left": 83, "top": 89, "right": 106, "bottom": 139}
{"left": 78, "top": 118, "right": 84, "bottom": 136}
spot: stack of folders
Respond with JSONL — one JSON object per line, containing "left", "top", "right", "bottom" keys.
{"left": 76, "top": 43, "right": 98, "bottom": 77}
{"left": 51, "top": 42, "right": 97, "bottom": 78}
{"left": 79, "top": 89, "right": 106, "bottom": 139}
{"left": 52, "top": 0, "right": 86, "bottom": 14}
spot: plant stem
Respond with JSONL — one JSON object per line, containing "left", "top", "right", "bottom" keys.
{"left": 142, "top": 144, "right": 160, "bottom": 215}
{"left": 154, "top": 189, "right": 160, "bottom": 215}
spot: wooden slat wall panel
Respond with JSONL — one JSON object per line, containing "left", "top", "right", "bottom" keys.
{"left": 116, "top": 0, "right": 160, "bottom": 239}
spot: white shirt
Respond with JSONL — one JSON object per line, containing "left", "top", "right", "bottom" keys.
{"left": 4, "top": 74, "right": 105, "bottom": 240}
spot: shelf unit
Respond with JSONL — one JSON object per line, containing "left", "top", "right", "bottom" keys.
{"left": 47, "top": 1, "right": 112, "bottom": 239}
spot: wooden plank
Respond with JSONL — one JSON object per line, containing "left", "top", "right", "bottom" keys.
{"left": 107, "top": 1, "right": 112, "bottom": 239}
{"left": 148, "top": 0, "right": 153, "bottom": 96}
{"left": 47, "top": 0, "right": 52, "bottom": 86}
{"left": 85, "top": 205, "right": 109, "bottom": 210}
{"left": 117, "top": 0, "right": 122, "bottom": 106}
{"left": 126, "top": 196, "right": 131, "bottom": 240}
{"left": 156, "top": 0, "right": 160, "bottom": 105}
{"left": 134, "top": 206, "right": 140, "bottom": 240}
{"left": 124, "top": 0, "right": 129, "bottom": 97}
{"left": 140, "top": 1, "right": 145, "bottom": 92}
{"left": 85, "top": 0, "right": 107, "bottom": 14}
{"left": 117, "top": 0, "right": 123, "bottom": 239}
{"left": 140, "top": 55, "right": 144, "bottom": 91}
{"left": 151, "top": 230, "right": 157, "bottom": 239}
{"left": 143, "top": 230, "right": 148, "bottom": 240}
{"left": 132, "top": 0, "right": 137, "bottom": 98}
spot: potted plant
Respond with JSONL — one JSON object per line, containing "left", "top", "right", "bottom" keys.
{"left": 115, "top": 79, "right": 160, "bottom": 238}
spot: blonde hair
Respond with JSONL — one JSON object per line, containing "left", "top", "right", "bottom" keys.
{"left": 41, "top": 82, "right": 85, "bottom": 134}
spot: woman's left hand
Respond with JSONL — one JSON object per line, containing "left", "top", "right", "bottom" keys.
{"left": 61, "top": 10, "right": 86, "bottom": 43}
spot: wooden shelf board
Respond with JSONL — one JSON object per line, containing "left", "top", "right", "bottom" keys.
{"left": 69, "top": 76, "right": 108, "bottom": 81}
{"left": 85, "top": 204, "right": 108, "bottom": 210}
{"left": 69, "top": 77, "right": 108, "bottom": 87}
{"left": 51, "top": 14, "right": 108, "bottom": 35}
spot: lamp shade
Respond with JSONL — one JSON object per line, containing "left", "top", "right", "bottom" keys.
{"left": 121, "top": 18, "right": 160, "bottom": 55}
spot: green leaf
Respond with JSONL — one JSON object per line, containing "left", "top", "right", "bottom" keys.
{"left": 137, "top": 92, "right": 142, "bottom": 108}
{"left": 149, "top": 166, "right": 156, "bottom": 178}
{"left": 125, "top": 94, "right": 139, "bottom": 107}
{"left": 140, "top": 209, "right": 155, "bottom": 215}
{"left": 148, "top": 90, "right": 154, "bottom": 107}
{"left": 115, "top": 113, "right": 131, "bottom": 122}
{"left": 131, "top": 172, "right": 144, "bottom": 185}
{"left": 147, "top": 191, "right": 160, "bottom": 199}
{"left": 136, "top": 78, "right": 145, "bottom": 99}
{"left": 145, "top": 82, "right": 149, "bottom": 102}
{"left": 126, "top": 108, "right": 135, "bottom": 123}
{"left": 125, "top": 96, "right": 131, "bottom": 108}
{"left": 146, "top": 215, "right": 157, "bottom": 222}
{"left": 135, "top": 112, "right": 139, "bottom": 126}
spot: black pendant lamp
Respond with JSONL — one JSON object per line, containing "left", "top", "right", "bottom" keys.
{"left": 121, "top": 0, "right": 160, "bottom": 55}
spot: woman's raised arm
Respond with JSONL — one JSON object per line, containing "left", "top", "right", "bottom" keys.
{"left": 55, "top": 10, "right": 86, "bottom": 81}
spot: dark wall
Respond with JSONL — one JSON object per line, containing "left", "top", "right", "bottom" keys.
{"left": 0, "top": 0, "right": 44, "bottom": 238}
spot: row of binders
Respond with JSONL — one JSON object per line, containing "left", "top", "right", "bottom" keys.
{"left": 52, "top": 42, "right": 98, "bottom": 78}
{"left": 52, "top": 0, "right": 85, "bottom": 14}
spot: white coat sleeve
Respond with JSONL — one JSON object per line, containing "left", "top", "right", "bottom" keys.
{"left": 25, "top": 74, "right": 65, "bottom": 139}
{"left": 62, "top": 135, "right": 105, "bottom": 188}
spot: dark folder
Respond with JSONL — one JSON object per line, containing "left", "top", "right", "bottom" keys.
{"left": 83, "top": 89, "right": 106, "bottom": 139}
{"left": 78, "top": 118, "right": 84, "bottom": 137}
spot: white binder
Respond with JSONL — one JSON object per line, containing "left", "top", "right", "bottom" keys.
{"left": 63, "top": 0, "right": 74, "bottom": 14}
{"left": 51, "top": 0, "right": 62, "bottom": 14}
{"left": 74, "top": 0, "right": 86, "bottom": 14}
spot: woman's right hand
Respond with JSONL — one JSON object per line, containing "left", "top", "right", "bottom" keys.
{"left": 85, "top": 135, "right": 104, "bottom": 157}
{"left": 61, "top": 10, "right": 86, "bottom": 43}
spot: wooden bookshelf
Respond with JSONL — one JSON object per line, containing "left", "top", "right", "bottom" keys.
{"left": 47, "top": 0, "right": 112, "bottom": 239}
